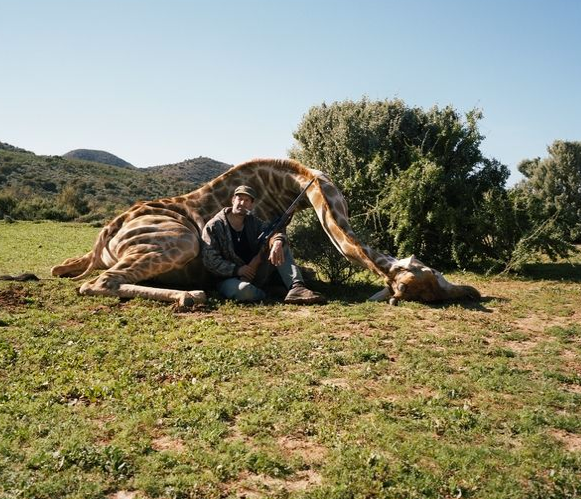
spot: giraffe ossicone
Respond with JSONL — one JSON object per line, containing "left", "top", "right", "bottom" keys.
{"left": 51, "top": 158, "right": 480, "bottom": 307}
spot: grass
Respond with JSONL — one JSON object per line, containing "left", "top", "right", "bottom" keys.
{"left": 1, "top": 221, "right": 580, "bottom": 498}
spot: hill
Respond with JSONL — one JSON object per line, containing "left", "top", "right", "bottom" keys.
{"left": 63, "top": 149, "right": 135, "bottom": 169}
{"left": 0, "top": 141, "right": 32, "bottom": 154}
{"left": 0, "top": 145, "right": 232, "bottom": 222}
{"left": 148, "top": 156, "right": 232, "bottom": 184}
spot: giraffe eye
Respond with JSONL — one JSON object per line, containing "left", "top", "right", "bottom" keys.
{"left": 398, "top": 283, "right": 407, "bottom": 292}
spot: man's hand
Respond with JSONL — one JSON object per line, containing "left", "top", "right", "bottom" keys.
{"left": 268, "top": 240, "right": 285, "bottom": 267}
{"left": 237, "top": 264, "right": 256, "bottom": 281}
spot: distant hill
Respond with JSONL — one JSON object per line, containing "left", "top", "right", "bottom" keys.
{"left": 147, "top": 156, "right": 231, "bottom": 184}
{"left": 0, "top": 143, "right": 233, "bottom": 223}
{"left": 0, "top": 141, "right": 32, "bottom": 154}
{"left": 63, "top": 149, "right": 135, "bottom": 169}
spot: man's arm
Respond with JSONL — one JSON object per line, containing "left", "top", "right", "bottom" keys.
{"left": 201, "top": 222, "right": 239, "bottom": 278}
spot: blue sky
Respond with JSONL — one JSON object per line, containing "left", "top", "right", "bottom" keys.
{"left": 1, "top": 0, "right": 580, "bottom": 185}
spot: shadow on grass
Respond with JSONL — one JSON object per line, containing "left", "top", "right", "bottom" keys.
{"left": 428, "top": 295, "right": 503, "bottom": 313}
{"left": 519, "top": 262, "right": 581, "bottom": 282}
{"left": 312, "top": 280, "right": 496, "bottom": 312}
{"left": 153, "top": 276, "right": 498, "bottom": 312}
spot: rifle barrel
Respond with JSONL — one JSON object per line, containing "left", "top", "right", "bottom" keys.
{"left": 256, "top": 177, "right": 317, "bottom": 246}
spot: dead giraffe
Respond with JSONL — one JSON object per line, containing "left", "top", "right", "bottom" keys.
{"left": 51, "top": 158, "right": 480, "bottom": 307}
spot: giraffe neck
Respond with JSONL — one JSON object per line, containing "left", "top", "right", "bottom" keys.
{"left": 306, "top": 175, "right": 397, "bottom": 278}
{"left": 174, "top": 158, "right": 396, "bottom": 278}
{"left": 180, "top": 158, "right": 319, "bottom": 223}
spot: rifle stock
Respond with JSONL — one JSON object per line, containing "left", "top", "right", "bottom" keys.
{"left": 242, "top": 177, "right": 316, "bottom": 281}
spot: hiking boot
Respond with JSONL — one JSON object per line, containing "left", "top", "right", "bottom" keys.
{"left": 284, "top": 283, "right": 327, "bottom": 305}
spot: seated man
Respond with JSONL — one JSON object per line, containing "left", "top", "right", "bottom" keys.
{"left": 201, "top": 185, "right": 326, "bottom": 304}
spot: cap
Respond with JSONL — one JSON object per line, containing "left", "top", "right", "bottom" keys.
{"left": 233, "top": 185, "right": 257, "bottom": 200}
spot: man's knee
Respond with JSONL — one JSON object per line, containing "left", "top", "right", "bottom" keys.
{"left": 228, "top": 281, "right": 265, "bottom": 302}
{"left": 233, "top": 282, "right": 257, "bottom": 301}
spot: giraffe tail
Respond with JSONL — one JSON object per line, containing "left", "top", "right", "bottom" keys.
{"left": 51, "top": 252, "right": 95, "bottom": 279}
{"left": 51, "top": 223, "right": 114, "bottom": 280}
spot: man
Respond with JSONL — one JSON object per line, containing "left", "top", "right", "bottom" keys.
{"left": 201, "top": 185, "right": 326, "bottom": 304}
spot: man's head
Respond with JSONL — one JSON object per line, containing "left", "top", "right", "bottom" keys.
{"left": 233, "top": 185, "right": 257, "bottom": 200}
{"left": 231, "top": 185, "right": 257, "bottom": 215}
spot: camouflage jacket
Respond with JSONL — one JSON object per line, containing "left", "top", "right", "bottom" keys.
{"left": 201, "top": 208, "right": 286, "bottom": 278}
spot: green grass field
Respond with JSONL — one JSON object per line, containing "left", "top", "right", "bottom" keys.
{"left": 1, "top": 221, "right": 580, "bottom": 499}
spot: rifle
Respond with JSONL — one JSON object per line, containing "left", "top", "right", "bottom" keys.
{"left": 244, "top": 177, "right": 316, "bottom": 276}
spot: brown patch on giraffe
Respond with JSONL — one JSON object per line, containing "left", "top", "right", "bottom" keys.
{"left": 211, "top": 184, "right": 231, "bottom": 203}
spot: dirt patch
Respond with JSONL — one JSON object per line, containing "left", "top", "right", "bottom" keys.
{"left": 151, "top": 434, "right": 186, "bottom": 453}
{"left": 320, "top": 377, "right": 350, "bottom": 389}
{"left": 222, "top": 432, "right": 326, "bottom": 496}
{"left": 229, "top": 470, "right": 322, "bottom": 498}
{"left": 93, "top": 415, "right": 116, "bottom": 446}
{"left": 277, "top": 435, "right": 328, "bottom": 465}
{"left": 563, "top": 384, "right": 581, "bottom": 395}
{"left": 548, "top": 429, "right": 581, "bottom": 452}
{"left": 107, "top": 491, "right": 145, "bottom": 499}
{"left": 0, "top": 284, "right": 31, "bottom": 310}
{"left": 504, "top": 339, "right": 540, "bottom": 355}
{"left": 280, "top": 308, "right": 315, "bottom": 319}
{"left": 513, "top": 313, "right": 581, "bottom": 335}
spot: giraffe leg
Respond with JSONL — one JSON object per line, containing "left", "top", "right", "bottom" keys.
{"left": 79, "top": 251, "right": 207, "bottom": 307}
{"left": 83, "top": 282, "right": 206, "bottom": 307}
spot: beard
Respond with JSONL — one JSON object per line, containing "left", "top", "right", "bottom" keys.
{"left": 232, "top": 205, "right": 251, "bottom": 216}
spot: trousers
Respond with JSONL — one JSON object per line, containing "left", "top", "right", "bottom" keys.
{"left": 217, "top": 245, "right": 303, "bottom": 302}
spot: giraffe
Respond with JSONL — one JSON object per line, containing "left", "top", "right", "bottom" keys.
{"left": 51, "top": 158, "right": 480, "bottom": 307}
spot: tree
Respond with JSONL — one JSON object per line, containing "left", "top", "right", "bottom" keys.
{"left": 516, "top": 140, "right": 581, "bottom": 242}
{"left": 290, "top": 98, "right": 512, "bottom": 271}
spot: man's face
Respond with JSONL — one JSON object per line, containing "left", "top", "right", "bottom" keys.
{"left": 231, "top": 193, "right": 255, "bottom": 215}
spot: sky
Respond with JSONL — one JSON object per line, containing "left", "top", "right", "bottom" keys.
{"left": 1, "top": 0, "right": 580, "bottom": 185}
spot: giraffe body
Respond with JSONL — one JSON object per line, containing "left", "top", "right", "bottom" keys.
{"left": 52, "top": 158, "right": 480, "bottom": 306}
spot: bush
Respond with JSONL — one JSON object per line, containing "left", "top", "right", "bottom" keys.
{"left": 291, "top": 98, "right": 513, "bottom": 270}
{"left": 0, "top": 191, "right": 17, "bottom": 218}
{"left": 288, "top": 210, "right": 357, "bottom": 283}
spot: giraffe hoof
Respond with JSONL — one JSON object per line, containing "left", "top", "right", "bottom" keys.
{"left": 175, "top": 291, "right": 207, "bottom": 311}
{"left": 178, "top": 293, "right": 196, "bottom": 310}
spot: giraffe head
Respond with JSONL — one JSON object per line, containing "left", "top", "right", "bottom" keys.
{"left": 370, "top": 255, "right": 481, "bottom": 305}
